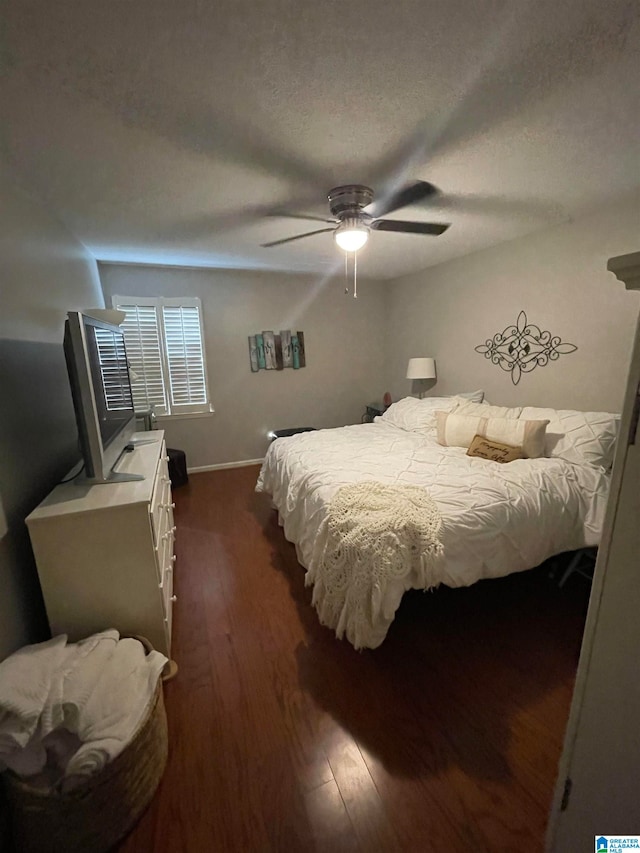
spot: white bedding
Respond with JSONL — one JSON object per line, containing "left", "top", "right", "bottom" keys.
{"left": 256, "top": 422, "right": 610, "bottom": 647}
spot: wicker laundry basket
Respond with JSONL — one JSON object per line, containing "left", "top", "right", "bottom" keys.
{"left": 1, "top": 638, "right": 169, "bottom": 853}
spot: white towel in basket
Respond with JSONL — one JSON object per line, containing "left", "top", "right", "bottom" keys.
{"left": 56, "top": 629, "right": 119, "bottom": 734}
{"left": 63, "top": 639, "right": 167, "bottom": 790}
{"left": 0, "top": 635, "right": 68, "bottom": 757}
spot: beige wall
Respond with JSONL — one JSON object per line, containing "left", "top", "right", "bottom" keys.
{"left": 0, "top": 163, "right": 104, "bottom": 660}
{"left": 386, "top": 197, "right": 640, "bottom": 412}
{"left": 99, "top": 264, "right": 389, "bottom": 469}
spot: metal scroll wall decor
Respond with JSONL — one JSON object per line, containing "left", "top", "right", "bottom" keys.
{"left": 248, "top": 331, "right": 306, "bottom": 372}
{"left": 474, "top": 311, "right": 577, "bottom": 385}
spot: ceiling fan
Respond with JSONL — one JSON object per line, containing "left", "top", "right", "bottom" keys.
{"left": 261, "top": 181, "right": 450, "bottom": 252}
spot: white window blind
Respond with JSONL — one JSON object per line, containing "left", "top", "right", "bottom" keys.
{"left": 163, "top": 304, "right": 208, "bottom": 411}
{"left": 112, "top": 295, "right": 212, "bottom": 417}
{"left": 116, "top": 303, "right": 168, "bottom": 415}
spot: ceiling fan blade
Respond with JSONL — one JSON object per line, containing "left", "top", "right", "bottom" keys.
{"left": 371, "top": 220, "right": 450, "bottom": 235}
{"left": 431, "top": 193, "right": 565, "bottom": 220}
{"left": 366, "top": 181, "right": 438, "bottom": 218}
{"left": 266, "top": 212, "right": 338, "bottom": 224}
{"left": 102, "top": 83, "right": 331, "bottom": 190}
{"left": 261, "top": 228, "right": 335, "bottom": 248}
{"left": 368, "top": 11, "right": 631, "bottom": 190}
{"left": 153, "top": 193, "right": 329, "bottom": 243}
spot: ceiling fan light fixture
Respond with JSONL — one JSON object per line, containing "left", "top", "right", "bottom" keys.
{"left": 334, "top": 219, "right": 369, "bottom": 252}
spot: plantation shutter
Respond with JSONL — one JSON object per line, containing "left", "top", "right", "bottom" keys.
{"left": 161, "top": 300, "right": 209, "bottom": 413}
{"left": 112, "top": 299, "right": 169, "bottom": 415}
{"left": 112, "top": 295, "right": 212, "bottom": 417}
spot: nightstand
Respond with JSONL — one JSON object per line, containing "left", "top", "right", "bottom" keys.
{"left": 362, "top": 403, "right": 385, "bottom": 423}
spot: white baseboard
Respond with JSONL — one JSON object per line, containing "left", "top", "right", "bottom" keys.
{"left": 188, "top": 458, "right": 264, "bottom": 474}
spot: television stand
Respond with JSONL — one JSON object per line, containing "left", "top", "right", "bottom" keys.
{"left": 78, "top": 437, "right": 158, "bottom": 485}
{"left": 77, "top": 469, "right": 145, "bottom": 485}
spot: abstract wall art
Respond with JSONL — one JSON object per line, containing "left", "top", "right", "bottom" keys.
{"left": 475, "top": 311, "right": 577, "bottom": 385}
{"left": 262, "top": 331, "right": 276, "bottom": 370}
{"left": 248, "top": 330, "right": 306, "bottom": 372}
{"left": 248, "top": 336, "right": 259, "bottom": 372}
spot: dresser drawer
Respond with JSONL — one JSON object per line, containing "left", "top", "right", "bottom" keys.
{"left": 164, "top": 601, "right": 173, "bottom": 653}
{"left": 163, "top": 567, "right": 175, "bottom": 651}
{"left": 151, "top": 482, "right": 174, "bottom": 550}
{"left": 150, "top": 446, "right": 171, "bottom": 544}
{"left": 162, "top": 561, "right": 175, "bottom": 614}
{"left": 155, "top": 513, "right": 176, "bottom": 582}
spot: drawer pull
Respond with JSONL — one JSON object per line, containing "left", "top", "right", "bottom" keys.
{"left": 172, "top": 555, "right": 177, "bottom": 563}
{"left": 170, "top": 594, "right": 177, "bottom": 603}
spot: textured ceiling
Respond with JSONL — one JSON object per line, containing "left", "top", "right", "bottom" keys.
{"left": 1, "top": 0, "right": 639, "bottom": 279}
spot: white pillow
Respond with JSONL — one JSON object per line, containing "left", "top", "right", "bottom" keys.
{"left": 520, "top": 407, "right": 620, "bottom": 469}
{"left": 435, "top": 411, "right": 549, "bottom": 458}
{"left": 455, "top": 401, "right": 523, "bottom": 419}
{"left": 454, "top": 389, "right": 485, "bottom": 403}
{"left": 379, "top": 396, "right": 462, "bottom": 432}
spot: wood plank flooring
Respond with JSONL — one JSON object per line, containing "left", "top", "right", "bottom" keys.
{"left": 117, "top": 465, "right": 590, "bottom": 853}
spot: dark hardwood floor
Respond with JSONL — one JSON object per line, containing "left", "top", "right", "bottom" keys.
{"left": 117, "top": 465, "right": 590, "bottom": 853}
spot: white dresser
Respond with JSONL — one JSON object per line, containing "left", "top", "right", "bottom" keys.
{"left": 26, "top": 431, "right": 176, "bottom": 657}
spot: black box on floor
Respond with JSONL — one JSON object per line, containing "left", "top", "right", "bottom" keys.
{"left": 167, "top": 448, "right": 189, "bottom": 488}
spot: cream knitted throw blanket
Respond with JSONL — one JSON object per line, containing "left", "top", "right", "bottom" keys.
{"left": 307, "top": 482, "right": 444, "bottom": 650}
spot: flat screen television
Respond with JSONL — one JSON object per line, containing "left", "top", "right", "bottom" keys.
{"left": 64, "top": 311, "right": 143, "bottom": 484}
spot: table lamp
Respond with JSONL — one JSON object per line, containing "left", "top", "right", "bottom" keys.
{"left": 406, "top": 357, "right": 436, "bottom": 398}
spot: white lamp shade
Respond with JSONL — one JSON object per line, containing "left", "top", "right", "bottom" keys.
{"left": 406, "top": 357, "right": 436, "bottom": 380}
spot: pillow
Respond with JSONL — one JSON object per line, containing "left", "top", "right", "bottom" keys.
{"left": 466, "top": 434, "right": 525, "bottom": 463}
{"left": 519, "top": 407, "right": 620, "bottom": 469}
{"left": 454, "top": 389, "right": 485, "bottom": 403}
{"left": 435, "top": 411, "right": 550, "bottom": 458}
{"left": 378, "top": 396, "right": 462, "bottom": 432}
{"left": 455, "top": 401, "right": 523, "bottom": 419}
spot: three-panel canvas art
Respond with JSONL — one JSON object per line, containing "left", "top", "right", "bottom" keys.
{"left": 248, "top": 331, "right": 306, "bottom": 372}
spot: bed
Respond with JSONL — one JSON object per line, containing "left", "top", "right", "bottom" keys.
{"left": 256, "top": 395, "right": 617, "bottom": 649}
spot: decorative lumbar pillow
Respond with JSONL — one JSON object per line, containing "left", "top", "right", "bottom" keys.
{"left": 519, "top": 407, "right": 620, "bottom": 470}
{"left": 466, "top": 434, "right": 525, "bottom": 463}
{"left": 435, "top": 411, "right": 550, "bottom": 458}
{"left": 379, "top": 396, "right": 462, "bottom": 432}
{"left": 455, "top": 400, "right": 523, "bottom": 419}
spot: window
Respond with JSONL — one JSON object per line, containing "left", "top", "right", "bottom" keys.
{"left": 112, "top": 295, "right": 213, "bottom": 417}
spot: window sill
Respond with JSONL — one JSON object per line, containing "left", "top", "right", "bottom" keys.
{"left": 157, "top": 409, "right": 215, "bottom": 421}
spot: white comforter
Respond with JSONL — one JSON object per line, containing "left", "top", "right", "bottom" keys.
{"left": 256, "top": 422, "right": 610, "bottom": 646}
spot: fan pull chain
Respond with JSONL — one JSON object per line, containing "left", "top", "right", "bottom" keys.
{"left": 353, "top": 251, "right": 358, "bottom": 299}
{"left": 344, "top": 252, "right": 349, "bottom": 295}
